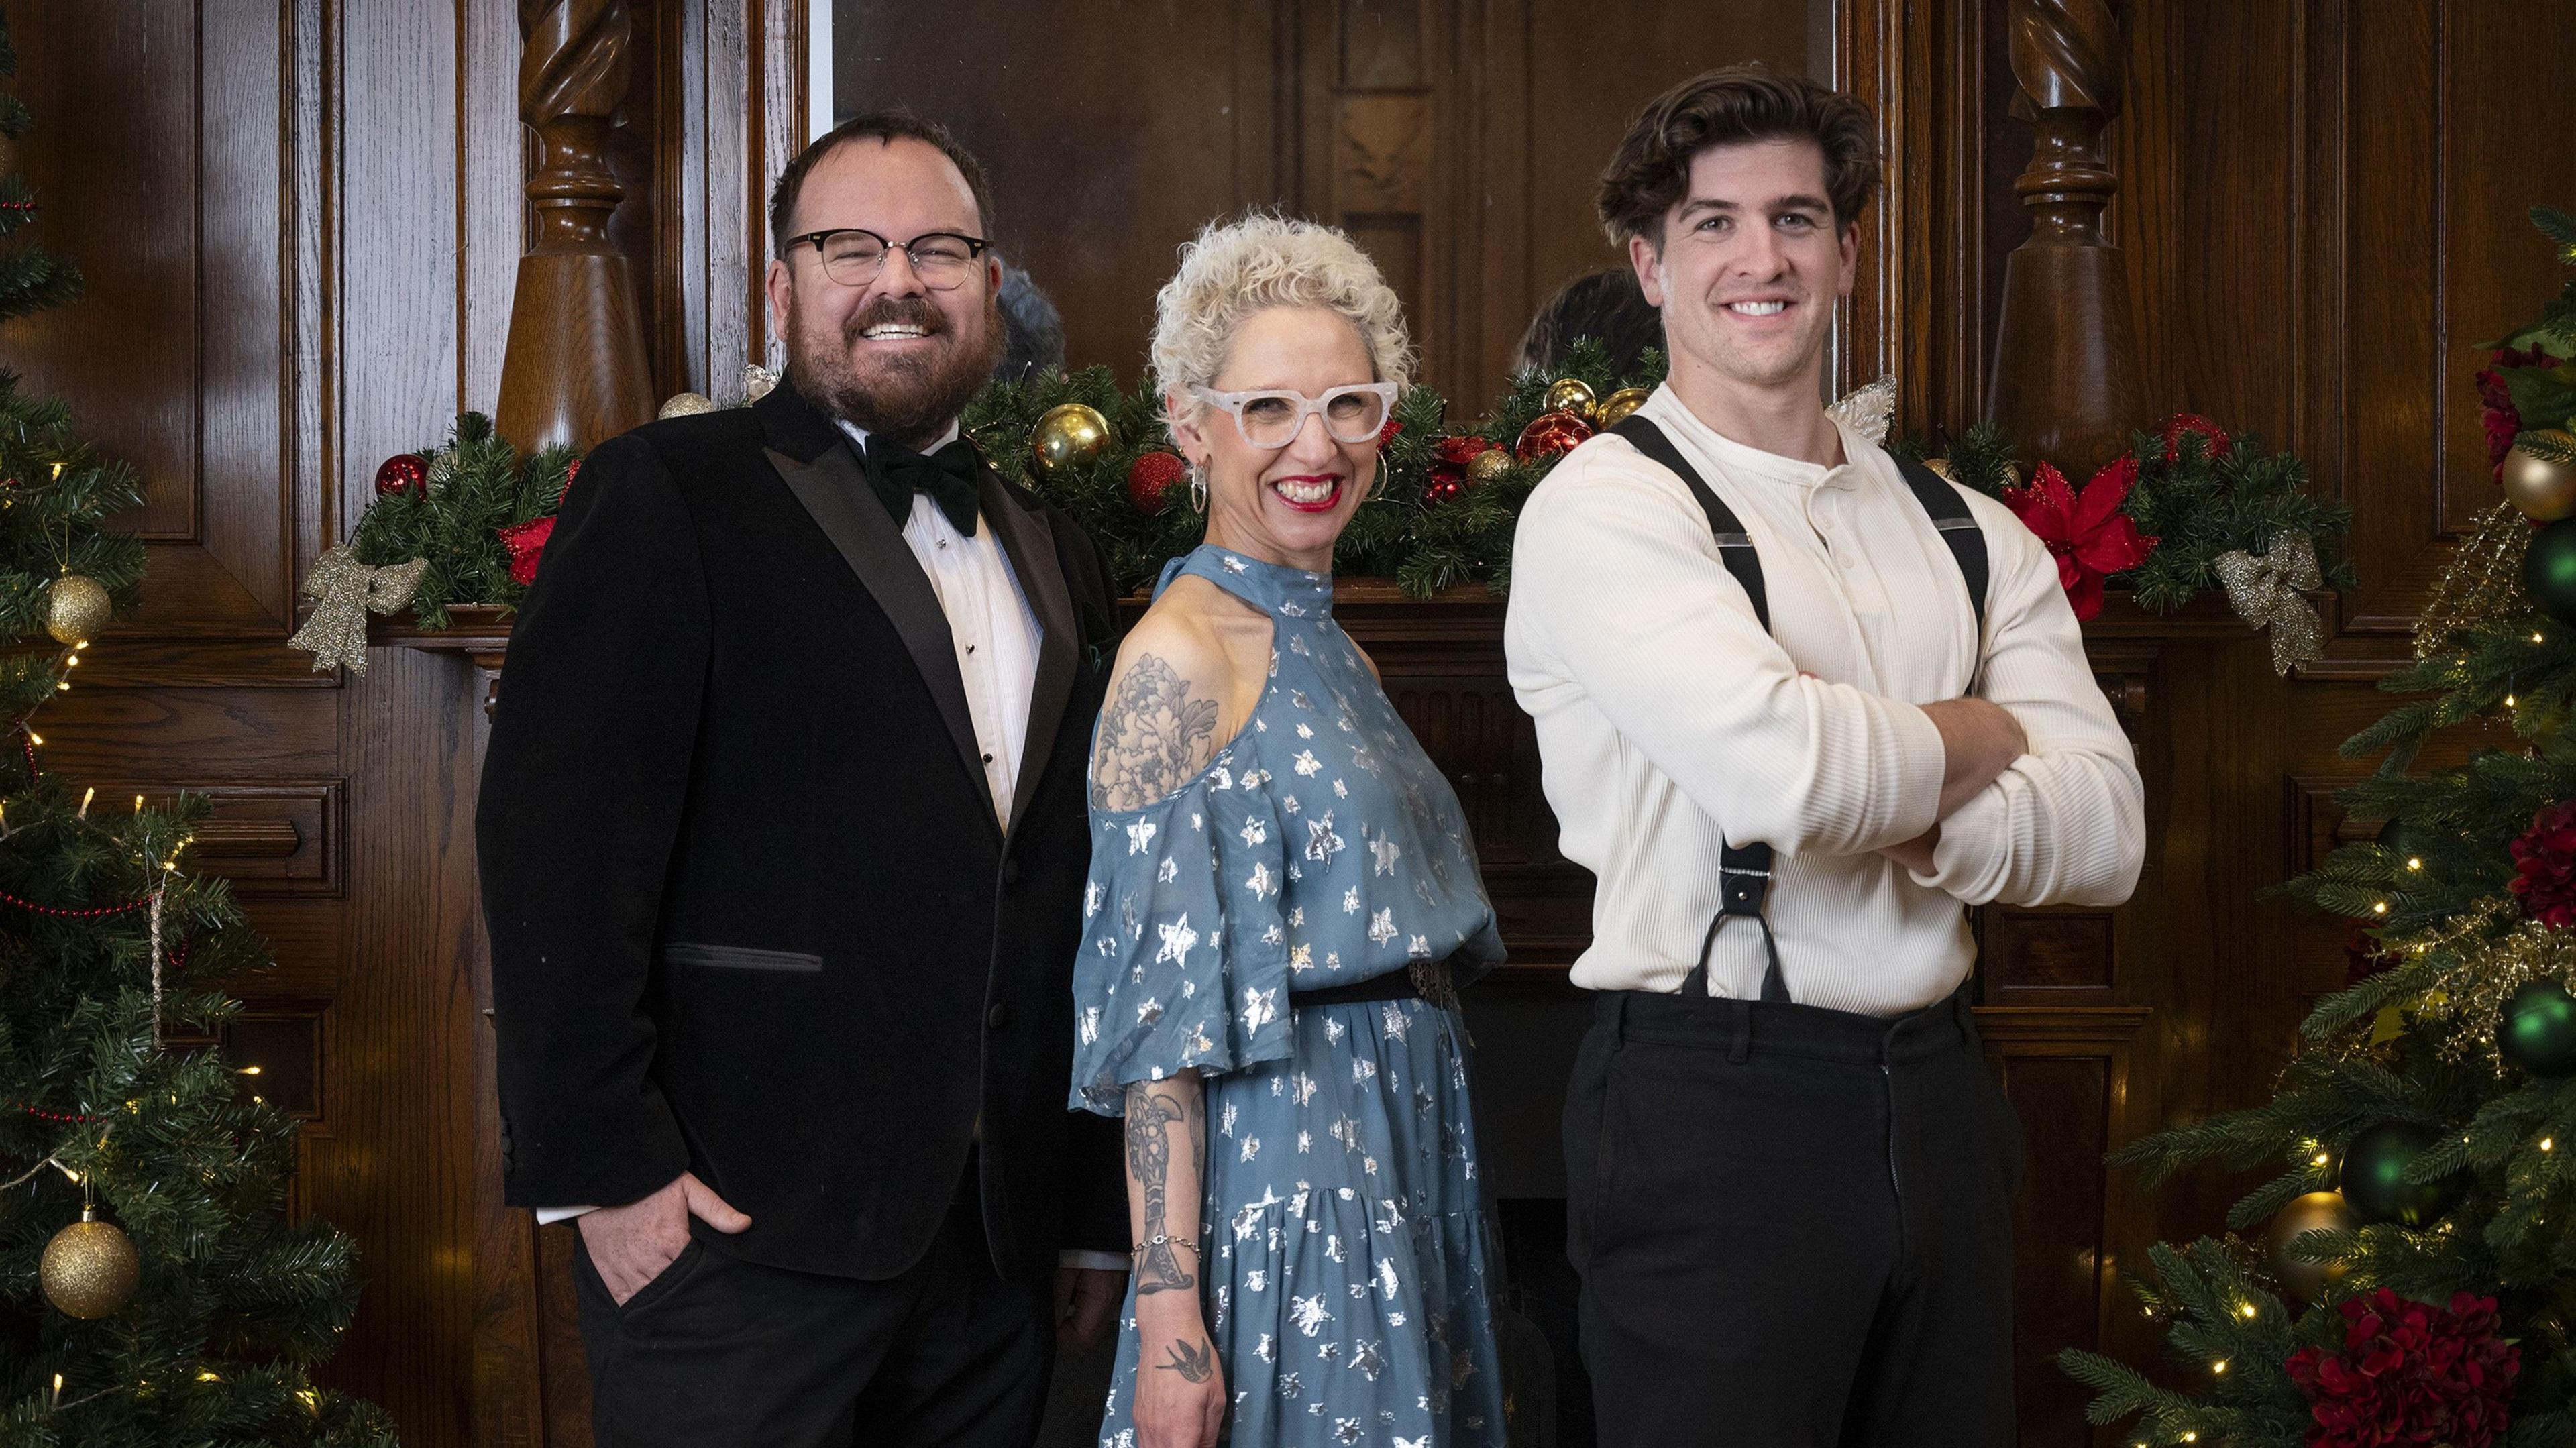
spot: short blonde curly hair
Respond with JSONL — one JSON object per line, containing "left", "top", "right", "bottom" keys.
{"left": 1149, "top": 213, "right": 1413, "bottom": 445}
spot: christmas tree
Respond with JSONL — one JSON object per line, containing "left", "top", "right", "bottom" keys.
{"left": 0, "top": 9, "right": 395, "bottom": 1443}
{"left": 2063, "top": 205, "right": 2576, "bottom": 1448}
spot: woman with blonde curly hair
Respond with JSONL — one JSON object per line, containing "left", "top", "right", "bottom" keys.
{"left": 1069, "top": 213, "right": 1509, "bottom": 1448}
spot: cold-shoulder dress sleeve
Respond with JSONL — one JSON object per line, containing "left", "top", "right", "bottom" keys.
{"left": 1069, "top": 748, "right": 1291, "bottom": 1114}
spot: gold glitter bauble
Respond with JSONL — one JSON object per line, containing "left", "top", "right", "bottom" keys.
{"left": 45, "top": 574, "right": 111, "bottom": 646}
{"left": 1921, "top": 457, "right": 1957, "bottom": 482}
{"left": 2263, "top": 1191, "right": 2357, "bottom": 1303}
{"left": 1032, "top": 403, "right": 1114, "bottom": 478}
{"left": 1467, "top": 449, "right": 1514, "bottom": 483}
{"left": 41, "top": 1211, "right": 140, "bottom": 1319}
{"left": 1543, "top": 378, "right": 1598, "bottom": 422}
{"left": 1594, "top": 386, "right": 1650, "bottom": 429}
{"left": 657, "top": 392, "right": 716, "bottom": 419}
{"left": 2504, "top": 431, "right": 2576, "bottom": 522}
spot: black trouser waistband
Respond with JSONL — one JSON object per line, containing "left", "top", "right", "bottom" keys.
{"left": 1595, "top": 977, "right": 1978, "bottom": 1067}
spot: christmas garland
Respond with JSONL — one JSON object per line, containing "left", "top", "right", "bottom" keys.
{"left": 319, "top": 343, "right": 2354, "bottom": 657}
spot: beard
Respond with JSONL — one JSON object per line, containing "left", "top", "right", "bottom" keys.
{"left": 788, "top": 288, "right": 1003, "bottom": 448}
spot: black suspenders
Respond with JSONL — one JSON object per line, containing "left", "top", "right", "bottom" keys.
{"left": 1606, "top": 414, "right": 1990, "bottom": 1003}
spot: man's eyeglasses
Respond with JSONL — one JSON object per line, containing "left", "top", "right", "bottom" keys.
{"left": 785, "top": 228, "right": 991, "bottom": 290}
{"left": 1189, "top": 383, "right": 1399, "bottom": 449}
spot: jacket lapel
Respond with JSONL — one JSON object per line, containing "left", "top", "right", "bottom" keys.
{"left": 978, "top": 469, "right": 1079, "bottom": 838}
{"left": 758, "top": 387, "right": 996, "bottom": 830}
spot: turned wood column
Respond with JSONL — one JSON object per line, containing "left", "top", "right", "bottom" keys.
{"left": 1984, "top": 0, "right": 2146, "bottom": 476}
{"left": 495, "top": 0, "right": 654, "bottom": 453}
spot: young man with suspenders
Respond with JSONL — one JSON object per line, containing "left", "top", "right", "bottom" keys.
{"left": 1504, "top": 67, "right": 2146, "bottom": 1445}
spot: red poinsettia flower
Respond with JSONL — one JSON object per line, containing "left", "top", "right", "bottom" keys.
{"left": 2002, "top": 455, "right": 2159, "bottom": 622}
{"left": 2286, "top": 1288, "right": 2517, "bottom": 1448}
{"left": 2477, "top": 343, "right": 2563, "bottom": 478}
{"left": 2512, "top": 799, "right": 2576, "bottom": 928}
{"left": 2158, "top": 413, "right": 2232, "bottom": 463}
{"left": 499, "top": 516, "right": 555, "bottom": 587}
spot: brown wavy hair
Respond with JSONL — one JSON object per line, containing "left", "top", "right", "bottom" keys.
{"left": 1597, "top": 65, "right": 1881, "bottom": 252}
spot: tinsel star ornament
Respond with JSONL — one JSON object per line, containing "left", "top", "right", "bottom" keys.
{"left": 2416, "top": 502, "right": 2534, "bottom": 657}
{"left": 285, "top": 546, "right": 430, "bottom": 675}
{"left": 41, "top": 1203, "right": 140, "bottom": 1319}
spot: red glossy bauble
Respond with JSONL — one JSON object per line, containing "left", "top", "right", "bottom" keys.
{"left": 1424, "top": 478, "right": 1467, "bottom": 506}
{"left": 374, "top": 453, "right": 430, "bottom": 497}
{"left": 1127, "top": 451, "right": 1189, "bottom": 515}
{"left": 1513, "top": 409, "right": 1595, "bottom": 462}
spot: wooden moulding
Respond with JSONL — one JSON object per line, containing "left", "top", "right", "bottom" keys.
{"left": 1984, "top": 0, "right": 2147, "bottom": 478}
{"left": 492, "top": 0, "right": 655, "bottom": 454}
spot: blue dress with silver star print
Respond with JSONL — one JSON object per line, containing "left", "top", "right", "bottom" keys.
{"left": 1071, "top": 544, "right": 1509, "bottom": 1448}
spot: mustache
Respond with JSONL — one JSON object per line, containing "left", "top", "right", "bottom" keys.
{"left": 844, "top": 298, "right": 949, "bottom": 341}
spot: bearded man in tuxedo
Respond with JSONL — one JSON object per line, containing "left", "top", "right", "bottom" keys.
{"left": 478, "top": 111, "right": 1128, "bottom": 1448}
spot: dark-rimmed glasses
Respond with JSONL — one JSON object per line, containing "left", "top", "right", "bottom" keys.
{"left": 1189, "top": 383, "right": 1399, "bottom": 449}
{"left": 785, "top": 228, "right": 991, "bottom": 290}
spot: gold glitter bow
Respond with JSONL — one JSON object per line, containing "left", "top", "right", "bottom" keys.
{"left": 286, "top": 545, "right": 429, "bottom": 675}
{"left": 2215, "top": 530, "right": 2325, "bottom": 675}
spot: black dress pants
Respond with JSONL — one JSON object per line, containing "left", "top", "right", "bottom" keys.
{"left": 572, "top": 1190, "right": 1055, "bottom": 1448}
{"left": 1562, "top": 981, "right": 2022, "bottom": 1447}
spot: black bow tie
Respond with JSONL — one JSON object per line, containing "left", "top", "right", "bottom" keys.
{"left": 863, "top": 436, "right": 982, "bottom": 536}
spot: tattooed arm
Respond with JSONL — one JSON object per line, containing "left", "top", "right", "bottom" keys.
{"left": 1091, "top": 587, "right": 1267, "bottom": 814}
{"left": 1127, "top": 1073, "right": 1226, "bottom": 1447}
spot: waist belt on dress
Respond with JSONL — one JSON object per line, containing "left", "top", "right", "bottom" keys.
{"left": 1289, "top": 954, "right": 1464, "bottom": 1012}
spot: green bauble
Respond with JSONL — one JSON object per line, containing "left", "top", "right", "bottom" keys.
{"left": 2339, "top": 1121, "right": 2464, "bottom": 1228}
{"left": 2500, "top": 979, "right": 2576, "bottom": 1076}
{"left": 2522, "top": 516, "right": 2576, "bottom": 625}
{"left": 2376, "top": 817, "right": 2431, "bottom": 872}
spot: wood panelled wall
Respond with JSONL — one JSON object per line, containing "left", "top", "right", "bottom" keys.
{"left": 833, "top": 0, "right": 1814, "bottom": 406}
{"left": 3, "top": 1, "right": 2571, "bottom": 1445}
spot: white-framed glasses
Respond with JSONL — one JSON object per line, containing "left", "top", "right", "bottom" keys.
{"left": 1190, "top": 382, "right": 1398, "bottom": 449}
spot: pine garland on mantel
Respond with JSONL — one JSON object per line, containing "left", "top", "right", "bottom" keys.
{"left": 324, "top": 344, "right": 2353, "bottom": 659}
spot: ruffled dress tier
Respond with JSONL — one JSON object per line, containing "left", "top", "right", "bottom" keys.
{"left": 1071, "top": 545, "right": 1509, "bottom": 1448}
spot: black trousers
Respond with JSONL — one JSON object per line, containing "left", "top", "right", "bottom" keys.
{"left": 1562, "top": 981, "right": 2022, "bottom": 1447}
{"left": 572, "top": 1192, "right": 1055, "bottom": 1448}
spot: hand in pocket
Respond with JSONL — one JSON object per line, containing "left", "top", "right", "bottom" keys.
{"left": 578, "top": 1171, "right": 751, "bottom": 1306}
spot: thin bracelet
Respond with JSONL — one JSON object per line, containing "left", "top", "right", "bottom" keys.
{"left": 1132, "top": 1233, "right": 1201, "bottom": 1256}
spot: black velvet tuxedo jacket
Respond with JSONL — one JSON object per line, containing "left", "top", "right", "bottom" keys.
{"left": 477, "top": 380, "right": 1128, "bottom": 1282}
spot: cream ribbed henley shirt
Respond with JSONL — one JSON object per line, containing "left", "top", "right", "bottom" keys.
{"left": 1505, "top": 386, "right": 2143, "bottom": 1015}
